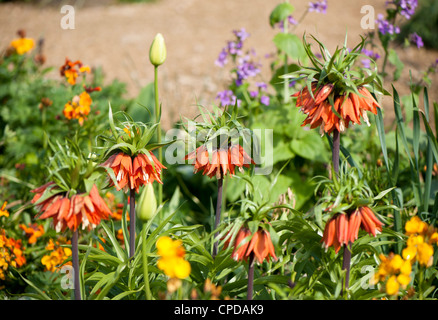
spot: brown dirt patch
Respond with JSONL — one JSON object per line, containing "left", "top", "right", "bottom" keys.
{"left": 1, "top": 0, "right": 437, "bottom": 129}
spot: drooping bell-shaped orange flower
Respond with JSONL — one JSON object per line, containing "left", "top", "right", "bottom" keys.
{"left": 321, "top": 206, "right": 384, "bottom": 253}
{"left": 246, "top": 229, "right": 278, "bottom": 264}
{"left": 102, "top": 151, "right": 166, "bottom": 193}
{"left": 231, "top": 227, "right": 252, "bottom": 262}
{"left": 31, "top": 183, "right": 111, "bottom": 232}
{"left": 293, "top": 83, "right": 381, "bottom": 135}
{"left": 185, "top": 144, "right": 254, "bottom": 179}
{"left": 132, "top": 152, "right": 166, "bottom": 193}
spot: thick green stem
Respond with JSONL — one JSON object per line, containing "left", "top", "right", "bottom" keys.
{"left": 142, "top": 224, "right": 152, "bottom": 300}
{"left": 247, "top": 253, "right": 255, "bottom": 300}
{"left": 212, "top": 177, "right": 223, "bottom": 258}
{"left": 154, "top": 66, "right": 163, "bottom": 208}
{"left": 72, "top": 229, "right": 81, "bottom": 300}
{"left": 129, "top": 188, "right": 136, "bottom": 259}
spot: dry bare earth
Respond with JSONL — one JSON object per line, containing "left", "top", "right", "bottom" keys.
{"left": 1, "top": 0, "right": 437, "bottom": 129}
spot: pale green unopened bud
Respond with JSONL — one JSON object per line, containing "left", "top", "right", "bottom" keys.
{"left": 149, "top": 33, "right": 167, "bottom": 67}
{"left": 137, "top": 184, "right": 157, "bottom": 221}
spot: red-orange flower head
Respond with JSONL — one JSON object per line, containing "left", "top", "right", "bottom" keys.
{"left": 185, "top": 144, "right": 255, "bottom": 179}
{"left": 229, "top": 227, "right": 277, "bottom": 264}
{"left": 321, "top": 206, "right": 384, "bottom": 253}
{"left": 31, "top": 182, "right": 111, "bottom": 232}
{"left": 286, "top": 35, "right": 384, "bottom": 135}
{"left": 293, "top": 83, "right": 381, "bottom": 135}
{"left": 102, "top": 151, "right": 166, "bottom": 193}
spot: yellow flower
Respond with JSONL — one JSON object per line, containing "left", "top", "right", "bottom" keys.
{"left": 0, "top": 202, "right": 9, "bottom": 218}
{"left": 63, "top": 91, "right": 92, "bottom": 126}
{"left": 386, "top": 275, "right": 400, "bottom": 296}
{"left": 416, "top": 242, "right": 434, "bottom": 267}
{"left": 405, "top": 216, "right": 428, "bottom": 236}
{"left": 156, "top": 236, "right": 191, "bottom": 279}
{"left": 10, "top": 37, "right": 34, "bottom": 55}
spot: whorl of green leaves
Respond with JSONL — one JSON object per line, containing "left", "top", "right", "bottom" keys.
{"left": 282, "top": 33, "right": 388, "bottom": 99}
{"left": 97, "top": 104, "right": 172, "bottom": 162}
{"left": 314, "top": 161, "right": 395, "bottom": 216}
{"left": 181, "top": 104, "right": 255, "bottom": 155}
{"left": 45, "top": 136, "right": 102, "bottom": 195}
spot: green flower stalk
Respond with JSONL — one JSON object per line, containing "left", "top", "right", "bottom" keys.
{"left": 183, "top": 105, "right": 255, "bottom": 258}
{"left": 285, "top": 33, "right": 387, "bottom": 291}
{"left": 149, "top": 33, "right": 167, "bottom": 209}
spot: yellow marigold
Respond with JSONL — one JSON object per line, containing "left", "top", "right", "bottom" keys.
{"left": 156, "top": 236, "right": 191, "bottom": 279}
{"left": 10, "top": 37, "right": 34, "bottom": 55}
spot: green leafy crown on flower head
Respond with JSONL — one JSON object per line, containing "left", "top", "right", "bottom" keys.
{"left": 44, "top": 136, "right": 103, "bottom": 197}
{"left": 97, "top": 104, "right": 172, "bottom": 162}
{"left": 314, "top": 161, "right": 395, "bottom": 217}
{"left": 283, "top": 33, "right": 389, "bottom": 99}
{"left": 182, "top": 103, "right": 256, "bottom": 154}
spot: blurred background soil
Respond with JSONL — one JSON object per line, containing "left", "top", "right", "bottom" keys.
{"left": 1, "top": 0, "right": 437, "bottom": 129}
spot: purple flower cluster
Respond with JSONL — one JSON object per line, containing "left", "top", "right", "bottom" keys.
{"left": 249, "top": 82, "right": 270, "bottom": 106}
{"left": 376, "top": 14, "right": 400, "bottom": 35}
{"left": 361, "top": 49, "right": 381, "bottom": 68}
{"left": 399, "top": 0, "right": 418, "bottom": 19}
{"left": 410, "top": 32, "right": 424, "bottom": 49}
{"left": 215, "top": 28, "right": 249, "bottom": 67}
{"left": 216, "top": 90, "right": 241, "bottom": 108}
{"left": 235, "top": 54, "right": 261, "bottom": 86}
{"left": 308, "top": 0, "right": 327, "bottom": 14}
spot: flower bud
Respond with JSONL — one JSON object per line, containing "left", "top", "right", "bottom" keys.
{"left": 136, "top": 183, "right": 157, "bottom": 221}
{"left": 149, "top": 33, "right": 167, "bottom": 67}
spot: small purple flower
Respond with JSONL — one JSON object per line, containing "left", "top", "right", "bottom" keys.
{"left": 249, "top": 91, "right": 258, "bottom": 98}
{"left": 308, "top": 0, "right": 327, "bottom": 14}
{"left": 410, "top": 32, "right": 424, "bottom": 49}
{"left": 256, "top": 82, "right": 268, "bottom": 90}
{"left": 361, "top": 49, "right": 381, "bottom": 61}
{"left": 235, "top": 55, "right": 261, "bottom": 86}
{"left": 227, "top": 40, "right": 243, "bottom": 56}
{"left": 233, "top": 28, "right": 250, "bottom": 41}
{"left": 260, "top": 95, "right": 270, "bottom": 106}
{"left": 215, "top": 48, "right": 228, "bottom": 67}
{"left": 277, "top": 15, "right": 298, "bottom": 31}
{"left": 399, "top": 0, "right": 418, "bottom": 19}
{"left": 376, "top": 14, "right": 400, "bottom": 35}
{"left": 216, "top": 90, "right": 241, "bottom": 107}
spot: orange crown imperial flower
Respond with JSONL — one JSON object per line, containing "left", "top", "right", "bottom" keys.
{"left": 284, "top": 34, "right": 386, "bottom": 135}
{"left": 31, "top": 182, "right": 111, "bottom": 232}
{"left": 321, "top": 206, "right": 384, "bottom": 253}
{"left": 99, "top": 106, "right": 169, "bottom": 193}
{"left": 293, "top": 83, "right": 381, "bottom": 134}
{"left": 227, "top": 226, "right": 277, "bottom": 264}
{"left": 102, "top": 151, "right": 166, "bottom": 193}
{"left": 185, "top": 144, "right": 255, "bottom": 179}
